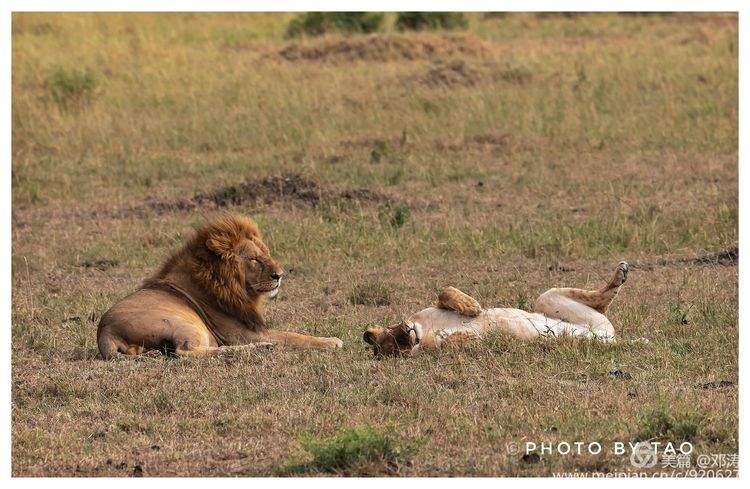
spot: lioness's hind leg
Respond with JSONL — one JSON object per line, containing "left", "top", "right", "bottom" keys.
{"left": 437, "top": 286, "right": 482, "bottom": 317}
{"left": 603, "top": 261, "right": 629, "bottom": 292}
{"left": 546, "top": 261, "right": 629, "bottom": 314}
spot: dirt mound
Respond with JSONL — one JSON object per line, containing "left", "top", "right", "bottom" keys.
{"left": 688, "top": 246, "right": 738, "bottom": 266}
{"left": 418, "top": 60, "right": 486, "bottom": 87}
{"left": 195, "top": 173, "right": 323, "bottom": 207}
{"left": 410, "top": 59, "right": 533, "bottom": 88}
{"left": 434, "top": 132, "right": 517, "bottom": 154}
{"left": 142, "top": 173, "right": 389, "bottom": 215}
{"left": 631, "top": 245, "right": 738, "bottom": 270}
{"left": 277, "top": 33, "right": 491, "bottom": 63}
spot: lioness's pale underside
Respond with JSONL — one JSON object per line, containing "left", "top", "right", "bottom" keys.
{"left": 363, "top": 262, "right": 629, "bottom": 356}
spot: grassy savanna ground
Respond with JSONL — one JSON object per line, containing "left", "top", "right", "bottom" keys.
{"left": 11, "top": 12, "right": 737, "bottom": 476}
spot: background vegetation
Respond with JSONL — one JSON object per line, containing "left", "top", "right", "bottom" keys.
{"left": 12, "top": 12, "right": 737, "bottom": 476}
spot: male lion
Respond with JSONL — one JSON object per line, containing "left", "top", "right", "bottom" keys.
{"left": 97, "top": 213, "right": 343, "bottom": 358}
{"left": 363, "top": 261, "right": 629, "bottom": 356}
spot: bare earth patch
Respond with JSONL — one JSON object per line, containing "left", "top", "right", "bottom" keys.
{"left": 277, "top": 33, "right": 491, "bottom": 63}
{"left": 142, "top": 173, "right": 391, "bottom": 214}
{"left": 409, "top": 59, "right": 534, "bottom": 88}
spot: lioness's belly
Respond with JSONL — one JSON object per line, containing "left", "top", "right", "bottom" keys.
{"left": 407, "top": 307, "right": 609, "bottom": 342}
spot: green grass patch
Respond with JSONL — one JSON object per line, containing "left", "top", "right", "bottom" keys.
{"left": 636, "top": 403, "right": 702, "bottom": 443}
{"left": 285, "top": 12, "right": 384, "bottom": 38}
{"left": 378, "top": 203, "right": 411, "bottom": 229}
{"left": 282, "top": 426, "right": 419, "bottom": 474}
{"left": 395, "top": 12, "right": 468, "bottom": 31}
{"left": 46, "top": 66, "right": 97, "bottom": 109}
{"left": 349, "top": 281, "right": 392, "bottom": 306}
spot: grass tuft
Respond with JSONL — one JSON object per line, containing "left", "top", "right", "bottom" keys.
{"left": 46, "top": 66, "right": 97, "bottom": 109}
{"left": 348, "top": 281, "right": 392, "bottom": 306}
{"left": 284, "top": 426, "right": 418, "bottom": 474}
{"left": 636, "top": 403, "right": 702, "bottom": 442}
{"left": 285, "top": 12, "right": 384, "bottom": 38}
{"left": 378, "top": 203, "right": 411, "bottom": 229}
{"left": 370, "top": 140, "right": 390, "bottom": 163}
{"left": 395, "top": 12, "right": 468, "bottom": 31}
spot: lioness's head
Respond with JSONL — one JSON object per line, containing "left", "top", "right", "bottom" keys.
{"left": 167, "top": 214, "right": 285, "bottom": 320}
{"left": 363, "top": 323, "right": 416, "bottom": 357}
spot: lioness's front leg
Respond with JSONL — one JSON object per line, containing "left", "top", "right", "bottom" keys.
{"left": 255, "top": 329, "right": 343, "bottom": 350}
{"left": 437, "top": 286, "right": 482, "bottom": 317}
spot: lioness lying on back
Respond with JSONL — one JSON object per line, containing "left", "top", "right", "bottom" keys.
{"left": 363, "top": 262, "right": 629, "bottom": 356}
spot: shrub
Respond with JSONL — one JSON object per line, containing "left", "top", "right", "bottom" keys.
{"left": 379, "top": 203, "right": 411, "bottom": 229}
{"left": 349, "top": 281, "right": 391, "bottom": 306}
{"left": 293, "top": 426, "right": 418, "bottom": 473}
{"left": 285, "top": 12, "right": 384, "bottom": 38}
{"left": 46, "top": 66, "right": 97, "bottom": 109}
{"left": 395, "top": 12, "right": 468, "bottom": 31}
{"left": 667, "top": 300, "right": 689, "bottom": 325}
{"left": 370, "top": 140, "right": 389, "bottom": 163}
{"left": 637, "top": 404, "right": 702, "bottom": 442}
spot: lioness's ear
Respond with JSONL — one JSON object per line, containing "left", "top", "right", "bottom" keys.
{"left": 363, "top": 329, "right": 377, "bottom": 345}
{"left": 206, "top": 236, "right": 235, "bottom": 259}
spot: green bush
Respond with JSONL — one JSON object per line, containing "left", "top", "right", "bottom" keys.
{"left": 379, "top": 203, "right": 411, "bottom": 229}
{"left": 295, "top": 426, "right": 418, "bottom": 473}
{"left": 370, "top": 140, "right": 390, "bottom": 163}
{"left": 46, "top": 66, "right": 97, "bottom": 109}
{"left": 637, "top": 404, "right": 702, "bottom": 442}
{"left": 285, "top": 12, "right": 384, "bottom": 38}
{"left": 395, "top": 12, "right": 468, "bottom": 31}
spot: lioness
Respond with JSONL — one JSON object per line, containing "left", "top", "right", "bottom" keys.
{"left": 363, "top": 262, "right": 629, "bottom": 356}
{"left": 97, "top": 213, "right": 343, "bottom": 358}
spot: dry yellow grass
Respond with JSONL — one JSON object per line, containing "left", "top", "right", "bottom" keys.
{"left": 12, "top": 12, "right": 737, "bottom": 476}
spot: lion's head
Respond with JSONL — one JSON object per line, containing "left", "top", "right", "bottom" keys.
{"left": 363, "top": 323, "right": 416, "bottom": 357}
{"left": 153, "top": 213, "right": 284, "bottom": 330}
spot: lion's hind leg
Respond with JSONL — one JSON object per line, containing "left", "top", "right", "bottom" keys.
{"left": 437, "top": 286, "right": 482, "bottom": 317}
{"left": 97, "top": 326, "right": 146, "bottom": 359}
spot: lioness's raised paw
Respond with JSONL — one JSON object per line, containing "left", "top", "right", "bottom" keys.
{"left": 614, "top": 261, "right": 629, "bottom": 286}
{"left": 604, "top": 261, "right": 629, "bottom": 290}
{"left": 437, "top": 286, "right": 482, "bottom": 317}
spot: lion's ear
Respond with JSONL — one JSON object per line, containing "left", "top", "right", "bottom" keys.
{"left": 206, "top": 236, "right": 235, "bottom": 259}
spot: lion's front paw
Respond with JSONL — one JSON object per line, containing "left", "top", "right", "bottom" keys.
{"left": 323, "top": 337, "right": 344, "bottom": 349}
{"left": 140, "top": 349, "right": 163, "bottom": 358}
